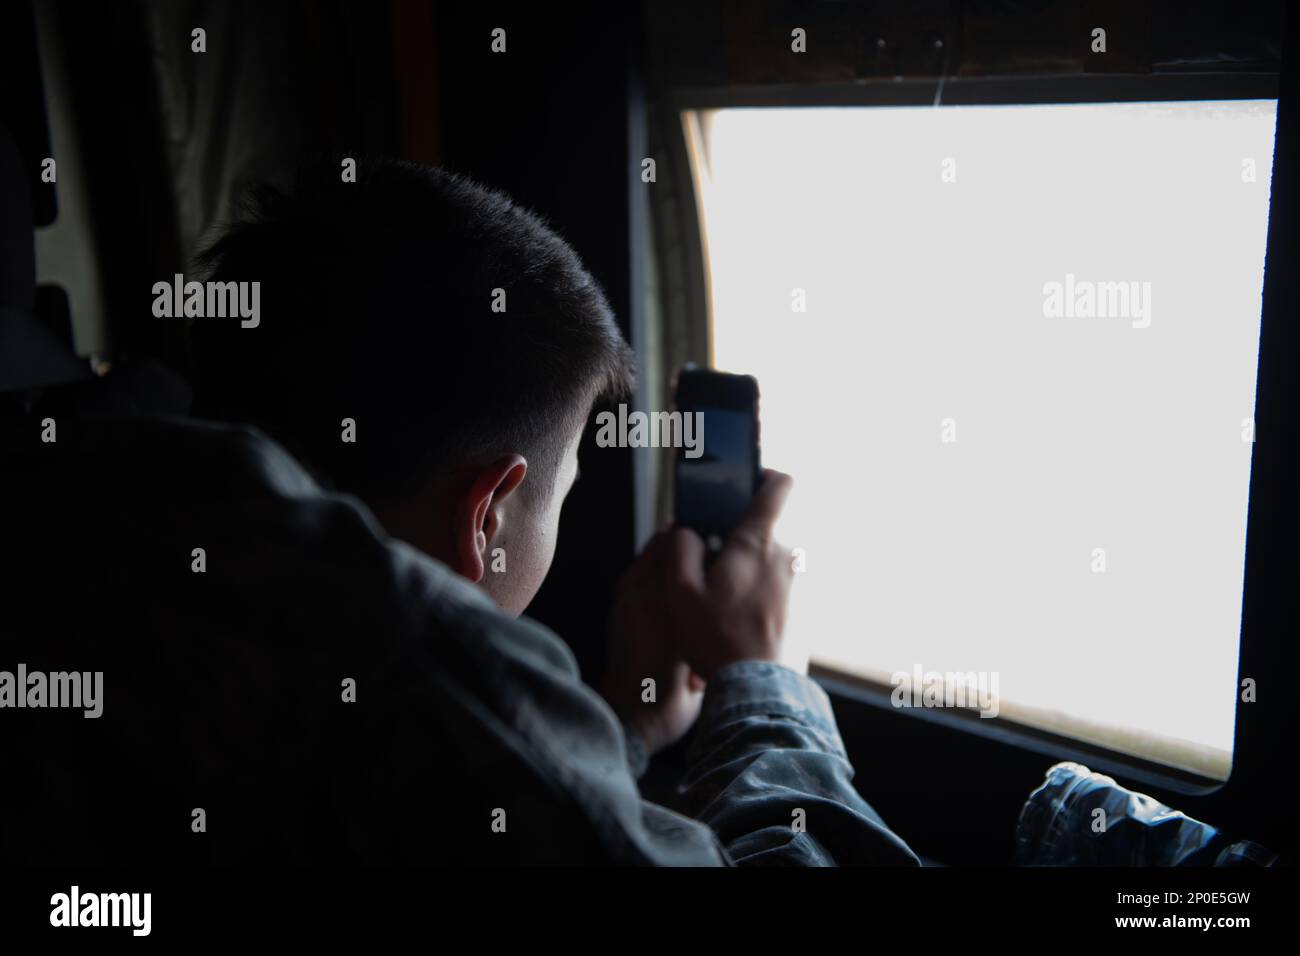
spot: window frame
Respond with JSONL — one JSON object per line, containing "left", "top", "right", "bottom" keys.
{"left": 648, "top": 71, "right": 1283, "bottom": 798}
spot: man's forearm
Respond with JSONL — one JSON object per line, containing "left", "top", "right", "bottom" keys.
{"left": 675, "top": 661, "right": 920, "bottom": 866}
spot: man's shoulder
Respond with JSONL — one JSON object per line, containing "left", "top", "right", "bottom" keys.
{"left": 0, "top": 414, "right": 605, "bottom": 862}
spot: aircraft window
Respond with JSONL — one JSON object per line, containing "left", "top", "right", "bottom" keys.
{"left": 685, "top": 99, "right": 1278, "bottom": 780}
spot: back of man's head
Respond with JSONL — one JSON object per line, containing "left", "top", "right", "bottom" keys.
{"left": 190, "top": 159, "right": 634, "bottom": 506}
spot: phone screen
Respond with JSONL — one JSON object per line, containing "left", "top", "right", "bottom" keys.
{"left": 675, "top": 405, "right": 758, "bottom": 539}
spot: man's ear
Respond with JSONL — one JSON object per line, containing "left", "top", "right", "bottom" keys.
{"left": 453, "top": 454, "right": 528, "bottom": 583}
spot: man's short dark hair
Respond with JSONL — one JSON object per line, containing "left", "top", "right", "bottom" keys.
{"left": 191, "top": 159, "right": 635, "bottom": 503}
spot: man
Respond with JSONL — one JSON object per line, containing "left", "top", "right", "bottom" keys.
{"left": 1, "top": 160, "right": 916, "bottom": 865}
{"left": 190, "top": 160, "right": 638, "bottom": 620}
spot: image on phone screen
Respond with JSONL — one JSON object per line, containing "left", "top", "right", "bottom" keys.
{"left": 675, "top": 406, "right": 756, "bottom": 538}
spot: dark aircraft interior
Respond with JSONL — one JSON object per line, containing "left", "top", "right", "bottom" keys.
{"left": 0, "top": 0, "right": 1294, "bottom": 938}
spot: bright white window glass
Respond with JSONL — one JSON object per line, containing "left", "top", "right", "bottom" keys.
{"left": 688, "top": 100, "right": 1276, "bottom": 779}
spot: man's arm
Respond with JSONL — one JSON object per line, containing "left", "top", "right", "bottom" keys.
{"left": 446, "top": 594, "right": 914, "bottom": 866}
{"left": 602, "top": 470, "right": 918, "bottom": 865}
{"left": 676, "top": 661, "right": 919, "bottom": 865}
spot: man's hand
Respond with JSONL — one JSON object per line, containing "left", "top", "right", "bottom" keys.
{"left": 601, "top": 530, "right": 706, "bottom": 757}
{"left": 664, "top": 469, "right": 796, "bottom": 680}
{"left": 600, "top": 469, "right": 797, "bottom": 755}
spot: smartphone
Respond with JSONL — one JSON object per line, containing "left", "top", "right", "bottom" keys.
{"left": 673, "top": 365, "right": 761, "bottom": 547}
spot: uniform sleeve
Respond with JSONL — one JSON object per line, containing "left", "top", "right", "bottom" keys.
{"left": 675, "top": 661, "right": 921, "bottom": 866}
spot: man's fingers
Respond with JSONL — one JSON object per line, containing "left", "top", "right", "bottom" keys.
{"left": 643, "top": 528, "right": 673, "bottom": 560}
{"left": 730, "top": 469, "right": 793, "bottom": 546}
{"left": 635, "top": 528, "right": 673, "bottom": 571}
{"left": 666, "top": 527, "right": 707, "bottom": 596}
{"left": 620, "top": 530, "right": 672, "bottom": 597}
